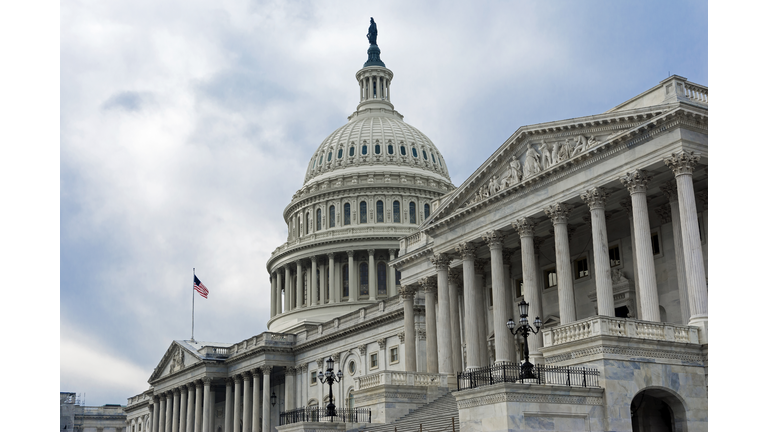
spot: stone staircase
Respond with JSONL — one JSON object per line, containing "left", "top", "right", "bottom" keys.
{"left": 362, "top": 390, "right": 460, "bottom": 432}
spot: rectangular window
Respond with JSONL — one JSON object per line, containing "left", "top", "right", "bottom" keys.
{"left": 488, "top": 287, "right": 493, "bottom": 307}
{"left": 390, "top": 347, "right": 399, "bottom": 363}
{"left": 651, "top": 231, "right": 661, "bottom": 255}
{"left": 515, "top": 278, "right": 524, "bottom": 298}
{"left": 311, "top": 371, "right": 317, "bottom": 385}
{"left": 574, "top": 257, "right": 589, "bottom": 279}
{"left": 609, "top": 245, "right": 621, "bottom": 267}
{"left": 370, "top": 352, "right": 378, "bottom": 369}
{"left": 543, "top": 266, "right": 557, "bottom": 288}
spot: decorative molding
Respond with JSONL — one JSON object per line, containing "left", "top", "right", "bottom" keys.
{"left": 544, "top": 203, "right": 572, "bottom": 224}
{"left": 580, "top": 187, "right": 609, "bottom": 210}
{"left": 455, "top": 242, "right": 476, "bottom": 260}
{"left": 430, "top": 253, "right": 450, "bottom": 270}
{"left": 514, "top": 217, "right": 536, "bottom": 238}
{"left": 377, "top": 338, "right": 386, "bottom": 349}
{"left": 358, "top": 344, "right": 367, "bottom": 355}
{"left": 397, "top": 332, "right": 405, "bottom": 343}
{"left": 482, "top": 230, "right": 504, "bottom": 249}
{"left": 664, "top": 150, "right": 701, "bottom": 176}
{"left": 544, "top": 345, "right": 705, "bottom": 364}
{"left": 457, "top": 391, "right": 603, "bottom": 409}
{"left": 620, "top": 170, "right": 652, "bottom": 195}
{"left": 420, "top": 277, "right": 437, "bottom": 294}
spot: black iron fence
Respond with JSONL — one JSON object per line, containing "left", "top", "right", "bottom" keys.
{"left": 456, "top": 363, "right": 600, "bottom": 391}
{"left": 279, "top": 406, "right": 372, "bottom": 425}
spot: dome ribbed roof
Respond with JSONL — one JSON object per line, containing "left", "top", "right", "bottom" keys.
{"left": 303, "top": 108, "right": 451, "bottom": 186}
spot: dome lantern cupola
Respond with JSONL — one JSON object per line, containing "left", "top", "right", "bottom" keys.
{"left": 356, "top": 17, "right": 394, "bottom": 112}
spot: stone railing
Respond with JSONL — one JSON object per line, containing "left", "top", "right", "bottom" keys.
{"left": 354, "top": 371, "right": 449, "bottom": 390}
{"left": 684, "top": 82, "right": 708, "bottom": 104}
{"left": 542, "top": 316, "right": 700, "bottom": 347}
{"left": 126, "top": 393, "right": 151, "bottom": 407}
{"left": 399, "top": 231, "right": 431, "bottom": 255}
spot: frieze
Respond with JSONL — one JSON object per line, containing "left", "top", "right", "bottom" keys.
{"left": 456, "top": 392, "right": 603, "bottom": 409}
{"left": 544, "top": 345, "right": 705, "bottom": 364}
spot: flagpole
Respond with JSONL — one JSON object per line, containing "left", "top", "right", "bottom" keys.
{"left": 192, "top": 268, "right": 195, "bottom": 343}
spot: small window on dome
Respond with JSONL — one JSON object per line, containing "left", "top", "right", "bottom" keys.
{"left": 409, "top": 202, "right": 417, "bottom": 224}
{"left": 376, "top": 200, "right": 384, "bottom": 223}
{"left": 312, "top": 157, "right": 317, "bottom": 169}
{"left": 424, "top": 203, "right": 430, "bottom": 219}
{"left": 412, "top": 147, "right": 418, "bottom": 158}
{"left": 349, "top": 146, "right": 355, "bottom": 157}
{"left": 422, "top": 150, "right": 428, "bottom": 160}
{"left": 393, "top": 200, "right": 401, "bottom": 223}
{"left": 400, "top": 145, "right": 406, "bottom": 156}
{"left": 327, "top": 151, "right": 332, "bottom": 162}
{"left": 431, "top": 153, "right": 436, "bottom": 163}
{"left": 329, "top": 205, "right": 336, "bottom": 228}
{"left": 362, "top": 145, "right": 368, "bottom": 155}
{"left": 375, "top": 144, "right": 381, "bottom": 154}
{"left": 438, "top": 156, "right": 442, "bottom": 167}
{"left": 359, "top": 201, "right": 367, "bottom": 224}
{"left": 388, "top": 144, "right": 394, "bottom": 155}
{"left": 344, "top": 203, "right": 351, "bottom": 225}
{"left": 338, "top": 149, "right": 343, "bottom": 159}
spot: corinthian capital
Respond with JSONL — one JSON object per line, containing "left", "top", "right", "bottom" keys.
{"left": 482, "top": 230, "right": 504, "bottom": 249}
{"left": 430, "top": 253, "right": 450, "bottom": 270}
{"left": 655, "top": 205, "right": 672, "bottom": 224}
{"left": 286, "top": 367, "right": 296, "bottom": 376}
{"left": 420, "top": 277, "right": 437, "bottom": 294}
{"left": 659, "top": 180, "right": 679, "bottom": 203}
{"left": 447, "top": 271, "right": 461, "bottom": 284}
{"left": 377, "top": 338, "right": 386, "bottom": 349}
{"left": 544, "top": 203, "right": 572, "bottom": 224}
{"left": 399, "top": 285, "right": 416, "bottom": 300}
{"left": 358, "top": 344, "right": 367, "bottom": 355}
{"left": 455, "top": 242, "right": 476, "bottom": 260}
{"left": 664, "top": 150, "right": 701, "bottom": 176}
{"left": 620, "top": 170, "right": 652, "bottom": 194}
{"left": 474, "top": 259, "right": 487, "bottom": 273}
{"left": 514, "top": 217, "right": 536, "bottom": 238}
{"left": 261, "top": 365, "right": 273, "bottom": 375}
{"left": 580, "top": 187, "right": 609, "bottom": 210}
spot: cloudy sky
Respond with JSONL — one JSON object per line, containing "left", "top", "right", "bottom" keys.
{"left": 53, "top": 0, "right": 711, "bottom": 406}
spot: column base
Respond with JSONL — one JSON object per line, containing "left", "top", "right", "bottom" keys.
{"left": 688, "top": 314, "right": 708, "bottom": 344}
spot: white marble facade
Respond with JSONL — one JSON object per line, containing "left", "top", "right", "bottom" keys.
{"left": 126, "top": 40, "right": 708, "bottom": 432}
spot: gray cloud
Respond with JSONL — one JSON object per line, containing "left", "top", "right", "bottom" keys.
{"left": 101, "top": 91, "right": 154, "bottom": 112}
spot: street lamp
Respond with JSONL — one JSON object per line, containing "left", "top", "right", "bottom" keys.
{"left": 506, "top": 299, "right": 542, "bottom": 380}
{"left": 270, "top": 391, "right": 276, "bottom": 407}
{"left": 318, "top": 356, "right": 343, "bottom": 419}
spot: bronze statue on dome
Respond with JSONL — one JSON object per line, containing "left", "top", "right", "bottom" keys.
{"left": 367, "top": 17, "right": 378, "bottom": 45}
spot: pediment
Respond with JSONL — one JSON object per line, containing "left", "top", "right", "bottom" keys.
{"left": 149, "top": 341, "right": 201, "bottom": 383}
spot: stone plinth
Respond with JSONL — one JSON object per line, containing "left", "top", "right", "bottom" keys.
{"left": 351, "top": 383, "right": 448, "bottom": 424}
{"left": 454, "top": 383, "right": 605, "bottom": 432}
{"left": 276, "top": 421, "right": 348, "bottom": 432}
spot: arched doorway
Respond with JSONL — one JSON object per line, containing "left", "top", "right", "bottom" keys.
{"left": 631, "top": 388, "right": 687, "bottom": 432}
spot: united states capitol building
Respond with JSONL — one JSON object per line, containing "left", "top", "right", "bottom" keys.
{"left": 124, "top": 24, "right": 708, "bottom": 432}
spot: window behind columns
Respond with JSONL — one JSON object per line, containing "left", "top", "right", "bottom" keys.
{"left": 360, "top": 201, "right": 367, "bottom": 224}
{"left": 316, "top": 208, "right": 322, "bottom": 231}
{"left": 376, "top": 200, "right": 384, "bottom": 222}
{"left": 377, "top": 262, "right": 387, "bottom": 296}
{"left": 306, "top": 212, "right": 310, "bottom": 234}
{"left": 409, "top": 202, "right": 416, "bottom": 224}
{"left": 393, "top": 200, "right": 401, "bottom": 223}
{"left": 359, "top": 262, "right": 369, "bottom": 297}
{"left": 343, "top": 264, "right": 349, "bottom": 297}
{"left": 329, "top": 205, "right": 336, "bottom": 228}
{"left": 344, "top": 203, "right": 351, "bottom": 225}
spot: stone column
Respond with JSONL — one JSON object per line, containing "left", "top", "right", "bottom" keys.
{"left": 620, "top": 170, "right": 660, "bottom": 322}
{"left": 473, "top": 260, "right": 489, "bottom": 366}
{"left": 234, "top": 376, "right": 243, "bottom": 432}
{"left": 502, "top": 249, "right": 518, "bottom": 362}
{"left": 400, "top": 285, "right": 417, "bottom": 371}
{"left": 347, "top": 251, "right": 358, "bottom": 301}
{"left": 186, "top": 384, "right": 195, "bottom": 432}
{"left": 285, "top": 367, "right": 296, "bottom": 410}
{"left": 514, "top": 218, "right": 543, "bottom": 362}
{"left": 262, "top": 366, "right": 272, "bottom": 432}
{"left": 421, "top": 277, "right": 439, "bottom": 373}
{"left": 241, "top": 373, "right": 251, "bottom": 432}
{"left": 484, "top": 231, "right": 513, "bottom": 364}
{"left": 447, "top": 271, "right": 463, "bottom": 372}
{"left": 455, "top": 242, "right": 481, "bottom": 370}
{"left": 201, "top": 379, "right": 211, "bottom": 432}
{"left": 665, "top": 151, "right": 708, "bottom": 338}
{"left": 209, "top": 384, "right": 216, "bottom": 432}
{"left": 319, "top": 261, "right": 327, "bottom": 304}
{"left": 545, "top": 203, "right": 577, "bottom": 324}
{"left": 194, "top": 382, "right": 203, "bottom": 432}
{"left": 251, "top": 370, "right": 261, "bottom": 432}
{"left": 661, "top": 181, "right": 690, "bottom": 323}
{"left": 327, "top": 254, "right": 336, "bottom": 304}
{"left": 296, "top": 260, "right": 304, "bottom": 308}
{"left": 377, "top": 338, "right": 387, "bottom": 369}
{"left": 334, "top": 260, "right": 342, "bottom": 302}
{"left": 152, "top": 396, "right": 160, "bottom": 432}
{"left": 276, "top": 270, "right": 284, "bottom": 314}
{"left": 581, "top": 187, "right": 615, "bottom": 316}
{"left": 368, "top": 249, "right": 376, "bottom": 299}
{"left": 310, "top": 256, "right": 318, "bottom": 306}
{"left": 179, "top": 386, "right": 187, "bottom": 432}
{"left": 431, "top": 254, "right": 454, "bottom": 373}
{"left": 619, "top": 199, "right": 642, "bottom": 319}
{"left": 270, "top": 275, "right": 276, "bottom": 318}
{"left": 167, "top": 391, "right": 175, "bottom": 432}
{"left": 388, "top": 249, "right": 397, "bottom": 297}
{"left": 158, "top": 394, "right": 167, "bottom": 432}
{"left": 224, "top": 379, "right": 233, "bottom": 432}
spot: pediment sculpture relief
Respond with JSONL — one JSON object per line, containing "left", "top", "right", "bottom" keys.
{"left": 169, "top": 349, "right": 185, "bottom": 374}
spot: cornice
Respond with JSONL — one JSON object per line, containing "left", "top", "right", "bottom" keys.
{"left": 390, "top": 246, "right": 434, "bottom": 269}
{"left": 267, "top": 233, "right": 408, "bottom": 270}
{"left": 292, "top": 308, "right": 406, "bottom": 354}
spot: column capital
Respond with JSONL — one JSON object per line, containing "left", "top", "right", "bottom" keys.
{"left": 697, "top": 190, "right": 708, "bottom": 210}
{"left": 473, "top": 259, "right": 487, "bottom": 273}
{"left": 655, "top": 204, "right": 672, "bottom": 224}
{"left": 619, "top": 198, "right": 633, "bottom": 216}
{"left": 397, "top": 332, "right": 405, "bottom": 343}
{"left": 430, "top": 253, "right": 451, "bottom": 270}
{"left": 358, "top": 344, "right": 367, "bottom": 355}
{"left": 482, "top": 230, "right": 504, "bottom": 249}
{"left": 377, "top": 338, "right": 386, "bottom": 349}
{"left": 514, "top": 217, "right": 536, "bottom": 237}
{"left": 367, "top": 249, "right": 375, "bottom": 256}
{"left": 580, "top": 187, "right": 609, "bottom": 210}
{"left": 202, "top": 377, "right": 213, "bottom": 385}
{"left": 286, "top": 366, "right": 296, "bottom": 376}
{"left": 659, "top": 180, "right": 678, "bottom": 203}
{"left": 261, "top": 365, "right": 273, "bottom": 375}
{"left": 533, "top": 236, "right": 545, "bottom": 252}
{"left": 664, "top": 150, "right": 701, "bottom": 176}
{"left": 399, "top": 285, "right": 417, "bottom": 300}
{"left": 544, "top": 203, "right": 572, "bottom": 224}
{"left": 316, "top": 358, "right": 325, "bottom": 368}
{"left": 455, "top": 242, "right": 476, "bottom": 260}
{"left": 331, "top": 352, "right": 341, "bottom": 363}
{"left": 420, "top": 277, "right": 437, "bottom": 294}
{"left": 447, "top": 271, "right": 461, "bottom": 284}
{"left": 327, "top": 252, "right": 335, "bottom": 260}
{"left": 310, "top": 255, "right": 317, "bottom": 263}
{"left": 234, "top": 374, "right": 243, "bottom": 383}
{"left": 620, "top": 169, "right": 652, "bottom": 194}
{"left": 173, "top": 387, "right": 181, "bottom": 395}
{"left": 502, "top": 248, "right": 514, "bottom": 263}
{"left": 346, "top": 250, "right": 355, "bottom": 258}
{"left": 388, "top": 248, "right": 397, "bottom": 256}
{"left": 225, "top": 378, "right": 233, "bottom": 387}
{"left": 250, "top": 368, "right": 260, "bottom": 377}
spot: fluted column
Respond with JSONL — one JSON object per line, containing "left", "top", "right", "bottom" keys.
{"left": 484, "top": 231, "right": 512, "bottom": 364}
{"left": 447, "top": 272, "right": 463, "bottom": 372}
{"left": 194, "top": 382, "right": 203, "bottom": 432}
{"left": 661, "top": 181, "right": 690, "bottom": 323}
{"left": 262, "top": 366, "right": 272, "bottom": 432}
{"left": 234, "top": 376, "right": 242, "bottom": 432}
{"left": 502, "top": 249, "right": 517, "bottom": 362}
{"left": 152, "top": 396, "right": 161, "bottom": 432}
{"left": 665, "top": 151, "right": 707, "bottom": 337}
{"left": 279, "top": 267, "right": 287, "bottom": 312}
{"left": 620, "top": 170, "right": 660, "bottom": 322}
{"left": 158, "top": 394, "right": 167, "bottom": 432}
{"left": 201, "top": 379, "right": 211, "bottom": 432}
{"left": 455, "top": 242, "right": 481, "bottom": 370}
{"left": 347, "top": 251, "right": 358, "bottom": 301}
{"left": 224, "top": 379, "right": 233, "bottom": 432}
{"left": 514, "top": 219, "right": 543, "bottom": 362}
{"left": 179, "top": 386, "right": 187, "bottom": 432}
{"left": 251, "top": 370, "right": 261, "bottom": 432}
{"left": 400, "top": 285, "right": 417, "bottom": 371}
{"left": 285, "top": 367, "right": 296, "bottom": 411}
{"left": 388, "top": 249, "right": 397, "bottom": 297}
{"left": 270, "top": 275, "right": 276, "bottom": 318}
{"left": 473, "top": 260, "right": 489, "bottom": 366}
{"left": 368, "top": 249, "right": 376, "bottom": 299}
{"left": 185, "top": 384, "right": 195, "bottom": 432}
{"left": 327, "top": 254, "right": 336, "bottom": 303}
{"left": 581, "top": 187, "right": 615, "bottom": 316}
{"left": 242, "top": 373, "right": 251, "bottom": 432}
{"left": 545, "top": 203, "right": 577, "bottom": 324}
{"left": 420, "top": 277, "right": 439, "bottom": 373}
{"left": 167, "top": 391, "right": 176, "bottom": 432}
{"left": 310, "top": 256, "right": 318, "bottom": 306}
{"left": 431, "top": 254, "right": 454, "bottom": 373}
{"left": 319, "top": 262, "right": 327, "bottom": 304}
{"left": 296, "top": 260, "right": 304, "bottom": 308}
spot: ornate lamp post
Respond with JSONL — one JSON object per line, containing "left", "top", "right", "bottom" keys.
{"left": 270, "top": 391, "right": 276, "bottom": 407}
{"left": 506, "top": 300, "right": 542, "bottom": 380}
{"left": 318, "top": 357, "right": 343, "bottom": 419}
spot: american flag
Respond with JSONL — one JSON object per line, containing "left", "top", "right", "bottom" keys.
{"left": 194, "top": 275, "right": 209, "bottom": 299}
